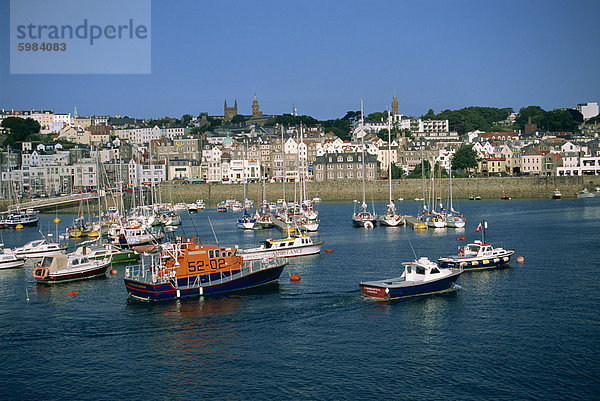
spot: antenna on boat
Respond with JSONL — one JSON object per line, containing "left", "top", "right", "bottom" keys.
{"left": 405, "top": 232, "right": 418, "bottom": 261}
{"left": 208, "top": 217, "right": 218, "bottom": 245}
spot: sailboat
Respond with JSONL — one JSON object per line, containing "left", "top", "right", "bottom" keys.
{"left": 297, "top": 123, "right": 320, "bottom": 232}
{"left": 352, "top": 100, "right": 378, "bottom": 228}
{"left": 444, "top": 162, "right": 465, "bottom": 228}
{"left": 379, "top": 110, "right": 404, "bottom": 227}
{"left": 237, "top": 142, "right": 256, "bottom": 230}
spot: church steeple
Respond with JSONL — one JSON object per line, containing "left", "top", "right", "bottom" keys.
{"left": 252, "top": 94, "right": 262, "bottom": 118}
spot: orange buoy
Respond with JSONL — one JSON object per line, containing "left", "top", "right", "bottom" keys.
{"left": 109, "top": 269, "right": 118, "bottom": 275}
{"left": 516, "top": 256, "right": 524, "bottom": 263}
{"left": 290, "top": 274, "right": 301, "bottom": 282}
{"left": 456, "top": 237, "right": 460, "bottom": 241}
{"left": 324, "top": 249, "right": 333, "bottom": 253}
{"left": 68, "top": 291, "right": 79, "bottom": 296}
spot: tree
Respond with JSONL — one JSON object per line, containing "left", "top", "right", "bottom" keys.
{"left": 342, "top": 111, "right": 361, "bottom": 125}
{"left": 515, "top": 106, "right": 545, "bottom": 130}
{"left": 180, "top": 114, "right": 193, "bottom": 125}
{"left": 230, "top": 115, "right": 248, "bottom": 124}
{"left": 408, "top": 160, "right": 431, "bottom": 178}
{"left": 452, "top": 144, "right": 479, "bottom": 171}
{"left": 1, "top": 117, "right": 41, "bottom": 147}
{"left": 365, "top": 111, "right": 387, "bottom": 123}
{"left": 390, "top": 163, "right": 404, "bottom": 178}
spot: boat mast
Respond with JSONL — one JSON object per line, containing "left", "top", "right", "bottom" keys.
{"left": 281, "top": 125, "right": 286, "bottom": 204}
{"left": 387, "top": 109, "right": 393, "bottom": 210}
{"left": 96, "top": 147, "right": 102, "bottom": 244}
{"left": 360, "top": 99, "right": 366, "bottom": 212}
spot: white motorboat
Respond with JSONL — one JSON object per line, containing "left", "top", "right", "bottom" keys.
{"left": 239, "top": 234, "right": 323, "bottom": 261}
{"left": 576, "top": 188, "right": 595, "bottom": 198}
{"left": 0, "top": 247, "right": 25, "bottom": 269}
{"left": 13, "top": 238, "right": 67, "bottom": 259}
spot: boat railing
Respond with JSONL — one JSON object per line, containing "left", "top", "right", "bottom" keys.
{"left": 126, "top": 257, "right": 286, "bottom": 287}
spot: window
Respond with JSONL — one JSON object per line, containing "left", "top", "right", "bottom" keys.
{"left": 416, "top": 266, "right": 425, "bottom": 275}
{"left": 209, "top": 250, "right": 214, "bottom": 258}
{"left": 347, "top": 156, "right": 353, "bottom": 162}
{"left": 337, "top": 156, "right": 343, "bottom": 162}
{"left": 215, "top": 250, "right": 220, "bottom": 258}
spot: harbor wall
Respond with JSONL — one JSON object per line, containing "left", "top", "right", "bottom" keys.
{"left": 161, "top": 176, "right": 595, "bottom": 204}
{"left": 0, "top": 176, "right": 595, "bottom": 211}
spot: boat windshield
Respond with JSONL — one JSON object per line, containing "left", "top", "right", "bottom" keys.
{"left": 465, "top": 245, "right": 480, "bottom": 254}
{"left": 40, "top": 257, "right": 53, "bottom": 267}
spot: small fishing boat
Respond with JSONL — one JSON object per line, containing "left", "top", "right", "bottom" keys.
{"left": 239, "top": 234, "right": 323, "bottom": 261}
{"left": 437, "top": 222, "right": 514, "bottom": 271}
{"left": 123, "top": 236, "right": 289, "bottom": 301}
{"left": 0, "top": 247, "right": 25, "bottom": 269}
{"left": 187, "top": 203, "right": 198, "bottom": 213}
{"left": 216, "top": 202, "right": 228, "bottom": 212}
{"left": 13, "top": 237, "right": 67, "bottom": 259}
{"left": 551, "top": 189, "right": 562, "bottom": 199}
{"left": 500, "top": 194, "right": 511, "bottom": 200}
{"left": 438, "top": 240, "right": 514, "bottom": 271}
{"left": 71, "top": 244, "right": 139, "bottom": 264}
{"left": 196, "top": 199, "right": 205, "bottom": 210}
{"left": 360, "top": 257, "right": 462, "bottom": 300}
{"left": 32, "top": 254, "right": 111, "bottom": 283}
{"left": 576, "top": 188, "right": 595, "bottom": 198}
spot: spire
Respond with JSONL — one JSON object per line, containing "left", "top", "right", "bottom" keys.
{"left": 74, "top": 105, "right": 78, "bottom": 119}
{"left": 224, "top": 99, "right": 228, "bottom": 107}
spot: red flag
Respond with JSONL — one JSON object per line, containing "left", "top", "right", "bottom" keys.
{"left": 475, "top": 223, "right": 482, "bottom": 233}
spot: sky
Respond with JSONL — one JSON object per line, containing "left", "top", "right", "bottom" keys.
{"left": 1, "top": 0, "right": 599, "bottom": 120}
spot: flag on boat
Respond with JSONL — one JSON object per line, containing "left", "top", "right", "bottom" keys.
{"left": 475, "top": 223, "right": 482, "bottom": 233}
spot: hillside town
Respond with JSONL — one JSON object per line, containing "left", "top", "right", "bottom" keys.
{"left": 1, "top": 97, "right": 599, "bottom": 198}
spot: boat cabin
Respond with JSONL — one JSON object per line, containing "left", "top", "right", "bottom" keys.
{"left": 163, "top": 236, "right": 243, "bottom": 278}
{"left": 399, "top": 257, "right": 443, "bottom": 282}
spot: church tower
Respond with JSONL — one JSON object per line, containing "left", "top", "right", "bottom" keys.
{"left": 224, "top": 99, "right": 238, "bottom": 122}
{"left": 252, "top": 94, "right": 263, "bottom": 118}
{"left": 392, "top": 96, "right": 399, "bottom": 115}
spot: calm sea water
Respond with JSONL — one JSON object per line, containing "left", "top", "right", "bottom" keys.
{"left": 1, "top": 199, "right": 599, "bottom": 400}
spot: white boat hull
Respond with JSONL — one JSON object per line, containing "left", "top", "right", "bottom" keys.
{"left": 379, "top": 215, "right": 405, "bottom": 227}
{"left": 240, "top": 242, "right": 322, "bottom": 261}
{"left": 0, "top": 259, "right": 25, "bottom": 269}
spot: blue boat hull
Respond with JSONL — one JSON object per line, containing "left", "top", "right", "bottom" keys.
{"left": 438, "top": 252, "right": 514, "bottom": 271}
{"left": 352, "top": 218, "right": 378, "bottom": 227}
{"left": 124, "top": 263, "right": 286, "bottom": 301}
{"left": 360, "top": 271, "right": 461, "bottom": 300}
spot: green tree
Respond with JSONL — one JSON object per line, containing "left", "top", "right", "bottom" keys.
{"left": 365, "top": 111, "right": 387, "bottom": 123}
{"left": 408, "top": 160, "right": 431, "bottom": 178}
{"left": 515, "top": 106, "right": 545, "bottom": 130}
{"left": 230, "top": 114, "right": 248, "bottom": 124}
{"left": 1, "top": 117, "right": 41, "bottom": 147}
{"left": 452, "top": 144, "right": 479, "bottom": 171}
{"left": 180, "top": 114, "right": 193, "bottom": 125}
{"left": 390, "top": 163, "right": 404, "bottom": 179}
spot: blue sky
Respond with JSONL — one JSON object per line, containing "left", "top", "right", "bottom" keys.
{"left": 1, "top": 0, "right": 599, "bottom": 120}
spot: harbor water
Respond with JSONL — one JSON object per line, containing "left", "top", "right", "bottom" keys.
{"left": 1, "top": 199, "right": 599, "bottom": 400}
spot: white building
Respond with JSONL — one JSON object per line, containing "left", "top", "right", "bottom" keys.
{"left": 576, "top": 102, "right": 599, "bottom": 120}
{"left": 128, "top": 161, "right": 167, "bottom": 187}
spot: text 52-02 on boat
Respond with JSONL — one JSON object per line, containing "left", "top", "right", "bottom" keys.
{"left": 123, "top": 236, "right": 289, "bottom": 301}
{"left": 360, "top": 257, "right": 462, "bottom": 300}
